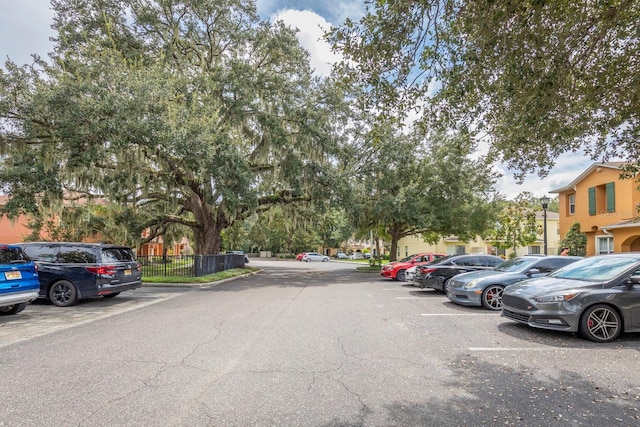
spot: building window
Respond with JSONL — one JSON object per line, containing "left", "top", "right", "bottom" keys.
{"left": 589, "top": 183, "right": 615, "bottom": 215}
{"left": 528, "top": 246, "right": 541, "bottom": 255}
{"left": 405, "top": 246, "right": 408, "bottom": 257}
{"left": 596, "top": 236, "right": 614, "bottom": 254}
{"left": 568, "top": 193, "right": 576, "bottom": 215}
{"left": 455, "top": 245, "right": 465, "bottom": 254}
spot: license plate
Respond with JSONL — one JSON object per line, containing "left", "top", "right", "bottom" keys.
{"left": 5, "top": 271, "right": 22, "bottom": 280}
{"left": 124, "top": 269, "right": 132, "bottom": 276}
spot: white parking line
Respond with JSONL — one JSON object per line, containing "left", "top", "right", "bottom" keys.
{"left": 419, "top": 313, "right": 497, "bottom": 316}
{"left": 469, "top": 347, "right": 553, "bottom": 351}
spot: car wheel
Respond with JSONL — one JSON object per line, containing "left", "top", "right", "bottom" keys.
{"left": 0, "top": 303, "right": 27, "bottom": 315}
{"left": 579, "top": 304, "right": 622, "bottom": 343}
{"left": 396, "top": 270, "right": 406, "bottom": 282}
{"left": 322, "top": 258, "right": 328, "bottom": 262}
{"left": 481, "top": 285, "right": 504, "bottom": 310}
{"left": 102, "top": 292, "right": 121, "bottom": 299}
{"left": 49, "top": 280, "right": 78, "bottom": 307}
{"left": 304, "top": 258, "right": 310, "bottom": 262}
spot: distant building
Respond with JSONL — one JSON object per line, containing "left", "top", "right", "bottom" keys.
{"left": 396, "top": 211, "right": 560, "bottom": 257}
{"left": 551, "top": 162, "right": 640, "bottom": 256}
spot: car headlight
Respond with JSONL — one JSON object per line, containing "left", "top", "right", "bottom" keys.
{"left": 463, "top": 279, "right": 482, "bottom": 289}
{"left": 533, "top": 293, "right": 579, "bottom": 303}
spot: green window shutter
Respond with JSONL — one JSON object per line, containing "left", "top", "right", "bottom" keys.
{"left": 588, "top": 187, "right": 596, "bottom": 216}
{"left": 606, "top": 182, "right": 615, "bottom": 213}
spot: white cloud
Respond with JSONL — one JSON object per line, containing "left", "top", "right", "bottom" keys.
{"left": 0, "top": 0, "right": 54, "bottom": 67}
{"left": 495, "top": 151, "right": 594, "bottom": 199}
{"left": 269, "top": 9, "right": 341, "bottom": 77}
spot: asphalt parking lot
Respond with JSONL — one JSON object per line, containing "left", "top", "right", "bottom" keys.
{"left": 1, "top": 258, "right": 639, "bottom": 426}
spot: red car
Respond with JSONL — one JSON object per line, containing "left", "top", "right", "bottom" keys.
{"left": 380, "top": 253, "right": 446, "bottom": 281}
{"left": 296, "top": 252, "right": 307, "bottom": 261}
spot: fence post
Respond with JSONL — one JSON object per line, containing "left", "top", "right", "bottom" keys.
{"left": 193, "top": 254, "right": 200, "bottom": 277}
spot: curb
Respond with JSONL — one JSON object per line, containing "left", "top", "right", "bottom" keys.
{"left": 142, "top": 269, "right": 263, "bottom": 289}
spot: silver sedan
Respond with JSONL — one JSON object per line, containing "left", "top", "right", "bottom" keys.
{"left": 301, "top": 252, "right": 330, "bottom": 262}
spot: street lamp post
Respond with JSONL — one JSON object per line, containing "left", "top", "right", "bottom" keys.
{"left": 540, "top": 195, "right": 550, "bottom": 255}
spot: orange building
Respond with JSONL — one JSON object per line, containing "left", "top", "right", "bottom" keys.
{"left": 551, "top": 162, "right": 640, "bottom": 256}
{"left": 0, "top": 196, "right": 40, "bottom": 243}
{"left": 0, "top": 195, "right": 191, "bottom": 255}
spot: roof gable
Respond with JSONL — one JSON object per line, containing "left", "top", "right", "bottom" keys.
{"left": 550, "top": 162, "right": 624, "bottom": 193}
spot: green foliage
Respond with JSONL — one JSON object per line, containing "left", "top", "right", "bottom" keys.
{"left": 560, "top": 222, "right": 588, "bottom": 257}
{"left": 484, "top": 193, "right": 542, "bottom": 258}
{"left": 339, "top": 121, "right": 499, "bottom": 261}
{"left": 0, "top": 0, "right": 346, "bottom": 254}
{"left": 329, "top": 0, "right": 640, "bottom": 180}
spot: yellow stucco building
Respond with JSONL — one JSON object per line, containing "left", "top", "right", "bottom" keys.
{"left": 396, "top": 210, "right": 561, "bottom": 257}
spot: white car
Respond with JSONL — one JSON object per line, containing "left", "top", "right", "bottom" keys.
{"left": 302, "top": 252, "right": 330, "bottom": 262}
{"left": 405, "top": 265, "right": 418, "bottom": 282}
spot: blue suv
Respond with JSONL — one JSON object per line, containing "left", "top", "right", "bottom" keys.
{"left": 0, "top": 244, "right": 40, "bottom": 315}
{"left": 17, "top": 242, "right": 142, "bottom": 307}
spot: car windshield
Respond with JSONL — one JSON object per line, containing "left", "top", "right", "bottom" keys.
{"left": 494, "top": 257, "right": 537, "bottom": 272}
{"left": 399, "top": 254, "right": 417, "bottom": 262}
{"left": 550, "top": 256, "right": 640, "bottom": 282}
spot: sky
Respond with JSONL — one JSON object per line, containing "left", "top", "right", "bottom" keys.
{"left": 0, "top": 0, "right": 595, "bottom": 200}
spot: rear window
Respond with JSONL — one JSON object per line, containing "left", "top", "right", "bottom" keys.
{"left": 101, "top": 247, "right": 136, "bottom": 262}
{"left": 0, "top": 246, "right": 29, "bottom": 264}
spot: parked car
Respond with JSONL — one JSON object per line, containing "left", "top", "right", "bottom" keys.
{"left": 335, "top": 252, "right": 348, "bottom": 259}
{"left": 501, "top": 254, "right": 640, "bottom": 343}
{"left": 302, "top": 252, "right": 330, "bottom": 262}
{"left": 446, "top": 255, "right": 582, "bottom": 310}
{"left": 405, "top": 265, "right": 418, "bottom": 282}
{"left": 0, "top": 244, "right": 40, "bottom": 315}
{"left": 17, "top": 242, "right": 142, "bottom": 307}
{"left": 414, "top": 254, "right": 505, "bottom": 291}
{"left": 380, "top": 253, "right": 446, "bottom": 282}
{"left": 349, "top": 252, "right": 365, "bottom": 260}
{"left": 226, "top": 250, "right": 249, "bottom": 263}
{"left": 296, "top": 252, "right": 307, "bottom": 261}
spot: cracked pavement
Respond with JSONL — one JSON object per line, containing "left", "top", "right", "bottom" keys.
{"left": 1, "top": 258, "right": 639, "bottom": 426}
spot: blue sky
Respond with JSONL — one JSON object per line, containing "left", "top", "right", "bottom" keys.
{"left": 0, "top": 0, "right": 594, "bottom": 199}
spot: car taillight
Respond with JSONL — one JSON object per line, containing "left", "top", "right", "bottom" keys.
{"left": 86, "top": 265, "right": 117, "bottom": 276}
{"left": 420, "top": 268, "right": 436, "bottom": 274}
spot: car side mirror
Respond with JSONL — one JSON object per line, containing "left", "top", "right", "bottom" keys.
{"left": 628, "top": 275, "right": 640, "bottom": 285}
{"left": 527, "top": 268, "right": 541, "bottom": 275}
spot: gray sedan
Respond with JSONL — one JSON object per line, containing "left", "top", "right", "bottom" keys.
{"left": 501, "top": 254, "right": 640, "bottom": 342}
{"left": 446, "top": 255, "right": 582, "bottom": 310}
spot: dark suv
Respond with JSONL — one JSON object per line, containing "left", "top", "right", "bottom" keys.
{"left": 17, "top": 242, "right": 142, "bottom": 307}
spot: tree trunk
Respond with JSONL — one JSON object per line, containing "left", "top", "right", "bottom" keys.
{"left": 192, "top": 224, "right": 223, "bottom": 254}
{"left": 388, "top": 227, "right": 402, "bottom": 262}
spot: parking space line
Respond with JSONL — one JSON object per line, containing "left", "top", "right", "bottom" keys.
{"left": 419, "top": 313, "right": 497, "bottom": 316}
{"left": 469, "top": 347, "right": 552, "bottom": 351}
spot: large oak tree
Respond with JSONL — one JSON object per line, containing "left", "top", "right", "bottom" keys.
{"left": 0, "top": 0, "right": 346, "bottom": 253}
{"left": 329, "top": 0, "right": 640, "bottom": 180}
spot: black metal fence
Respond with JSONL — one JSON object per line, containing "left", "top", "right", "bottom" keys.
{"left": 138, "top": 254, "right": 247, "bottom": 277}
